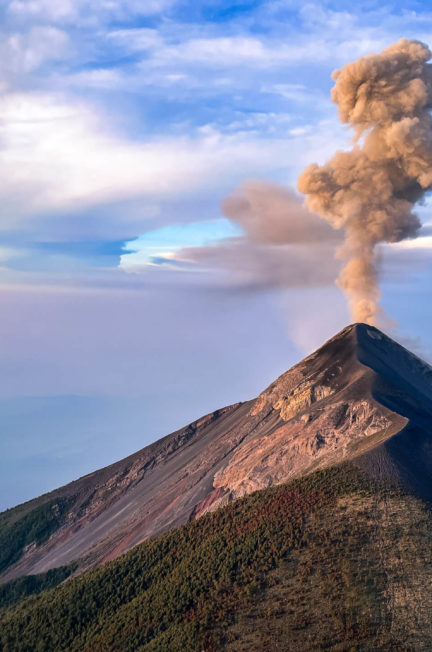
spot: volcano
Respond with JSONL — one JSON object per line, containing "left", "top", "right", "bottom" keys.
{"left": 1, "top": 323, "right": 432, "bottom": 584}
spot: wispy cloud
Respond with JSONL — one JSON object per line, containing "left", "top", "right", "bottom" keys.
{"left": 7, "top": 0, "right": 177, "bottom": 24}
{"left": 0, "top": 92, "right": 304, "bottom": 227}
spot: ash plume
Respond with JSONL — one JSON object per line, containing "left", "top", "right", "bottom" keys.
{"left": 297, "top": 38, "right": 432, "bottom": 325}
{"left": 221, "top": 180, "right": 338, "bottom": 245}
{"left": 176, "top": 181, "right": 341, "bottom": 290}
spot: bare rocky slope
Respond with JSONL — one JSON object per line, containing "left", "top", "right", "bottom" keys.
{"left": 2, "top": 322, "right": 432, "bottom": 583}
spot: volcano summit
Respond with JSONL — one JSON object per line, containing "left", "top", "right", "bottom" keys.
{"left": 1, "top": 323, "right": 432, "bottom": 650}
{"left": 2, "top": 323, "right": 432, "bottom": 584}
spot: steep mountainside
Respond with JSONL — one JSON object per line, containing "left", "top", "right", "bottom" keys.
{"left": 1, "top": 464, "right": 431, "bottom": 651}
{"left": 1, "top": 322, "right": 432, "bottom": 583}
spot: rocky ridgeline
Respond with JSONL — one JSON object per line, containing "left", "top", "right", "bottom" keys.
{"left": 2, "top": 323, "right": 431, "bottom": 582}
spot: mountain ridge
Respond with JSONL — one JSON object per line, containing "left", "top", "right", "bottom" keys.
{"left": 2, "top": 322, "right": 432, "bottom": 583}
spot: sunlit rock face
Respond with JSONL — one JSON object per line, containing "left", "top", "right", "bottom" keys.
{"left": 214, "top": 324, "right": 408, "bottom": 497}
{"left": 3, "top": 323, "right": 432, "bottom": 583}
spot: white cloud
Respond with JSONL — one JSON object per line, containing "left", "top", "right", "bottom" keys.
{"left": 103, "top": 18, "right": 410, "bottom": 73}
{"left": 0, "top": 91, "right": 303, "bottom": 229}
{"left": 108, "top": 33, "right": 369, "bottom": 69}
{"left": 7, "top": 0, "right": 176, "bottom": 23}
{"left": 106, "top": 32, "right": 287, "bottom": 68}
{"left": 157, "top": 37, "right": 275, "bottom": 66}
{"left": 8, "top": 0, "right": 78, "bottom": 22}
{"left": 389, "top": 236, "right": 432, "bottom": 250}
{"left": 108, "top": 28, "right": 162, "bottom": 51}
{"left": 0, "top": 25, "right": 70, "bottom": 79}
{"left": 64, "top": 68, "right": 123, "bottom": 89}
{"left": 2, "top": 2, "right": 429, "bottom": 254}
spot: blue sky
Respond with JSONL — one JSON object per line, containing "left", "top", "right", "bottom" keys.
{"left": 1, "top": 0, "right": 432, "bottom": 509}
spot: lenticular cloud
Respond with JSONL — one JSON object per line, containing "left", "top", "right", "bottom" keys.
{"left": 298, "top": 38, "right": 432, "bottom": 325}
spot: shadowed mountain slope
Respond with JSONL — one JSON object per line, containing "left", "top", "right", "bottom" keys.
{"left": 1, "top": 322, "right": 432, "bottom": 583}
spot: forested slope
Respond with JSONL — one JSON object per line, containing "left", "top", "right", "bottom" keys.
{"left": 1, "top": 463, "right": 431, "bottom": 651}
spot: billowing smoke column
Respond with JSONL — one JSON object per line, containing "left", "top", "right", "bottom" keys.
{"left": 297, "top": 38, "right": 432, "bottom": 325}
